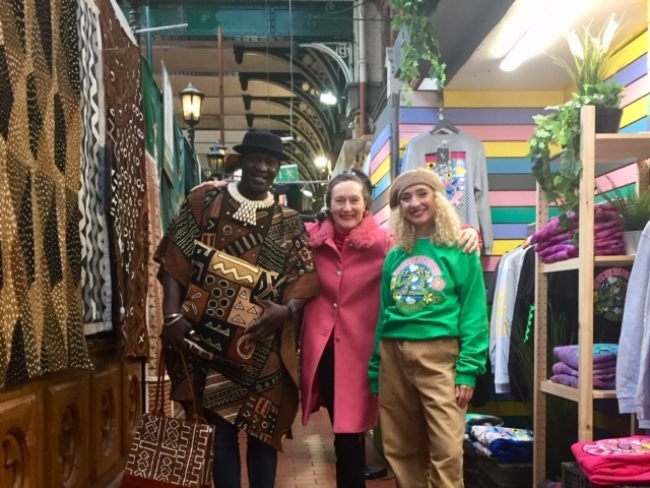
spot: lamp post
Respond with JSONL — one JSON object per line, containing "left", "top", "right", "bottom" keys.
{"left": 179, "top": 82, "right": 204, "bottom": 150}
{"left": 207, "top": 140, "right": 228, "bottom": 180}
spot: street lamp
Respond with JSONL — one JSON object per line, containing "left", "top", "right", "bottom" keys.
{"left": 179, "top": 82, "right": 204, "bottom": 150}
{"left": 207, "top": 140, "right": 228, "bottom": 180}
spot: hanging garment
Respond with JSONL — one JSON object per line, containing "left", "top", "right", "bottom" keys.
{"left": 99, "top": 0, "right": 150, "bottom": 357}
{"left": 77, "top": 0, "right": 112, "bottom": 334}
{"left": 617, "top": 221, "right": 650, "bottom": 429}
{"left": 402, "top": 131, "right": 493, "bottom": 254}
{"left": 0, "top": 0, "right": 92, "bottom": 387}
{"left": 489, "top": 246, "right": 526, "bottom": 393}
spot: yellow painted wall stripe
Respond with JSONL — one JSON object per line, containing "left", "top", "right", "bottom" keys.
{"left": 399, "top": 139, "right": 561, "bottom": 158}
{"left": 492, "top": 239, "right": 524, "bottom": 256}
{"left": 444, "top": 90, "right": 565, "bottom": 108}
{"left": 484, "top": 141, "right": 530, "bottom": 158}
{"left": 604, "top": 30, "right": 648, "bottom": 78}
{"left": 621, "top": 95, "right": 648, "bottom": 127}
{"left": 371, "top": 155, "right": 390, "bottom": 185}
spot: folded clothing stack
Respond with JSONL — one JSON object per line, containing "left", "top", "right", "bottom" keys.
{"left": 572, "top": 436, "right": 650, "bottom": 486}
{"left": 550, "top": 344, "right": 618, "bottom": 390}
{"left": 466, "top": 426, "right": 533, "bottom": 464}
{"left": 530, "top": 202, "right": 624, "bottom": 264}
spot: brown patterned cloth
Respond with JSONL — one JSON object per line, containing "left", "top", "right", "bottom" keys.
{"left": 98, "top": 0, "right": 149, "bottom": 358}
{"left": 155, "top": 187, "right": 319, "bottom": 451}
{"left": 0, "top": 0, "right": 92, "bottom": 387}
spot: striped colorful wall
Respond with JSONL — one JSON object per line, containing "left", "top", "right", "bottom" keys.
{"left": 371, "top": 30, "right": 649, "bottom": 285}
{"left": 369, "top": 123, "right": 392, "bottom": 227}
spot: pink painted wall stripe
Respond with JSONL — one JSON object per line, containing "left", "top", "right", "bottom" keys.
{"left": 373, "top": 204, "right": 390, "bottom": 224}
{"left": 595, "top": 163, "right": 637, "bottom": 191}
{"left": 370, "top": 142, "right": 391, "bottom": 175}
{"left": 481, "top": 256, "right": 500, "bottom": 272}
{"left": 489, "top": 190, "right": 536, "bottom": 207}
{"left": 622, "top": 75, "right": 649, "bottom": 107}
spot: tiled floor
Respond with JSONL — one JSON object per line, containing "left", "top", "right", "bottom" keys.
{"left": 238, "top": 408, "right": 397, "bottom": 487}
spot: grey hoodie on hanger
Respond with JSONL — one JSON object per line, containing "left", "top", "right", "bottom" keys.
{"left": 402, "top": 130, "right": 493, "bottom": 254}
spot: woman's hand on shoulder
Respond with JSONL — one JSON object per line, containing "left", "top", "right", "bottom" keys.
{"left": 457, "top": 227, "right": 480, "bottom": 254}
{"left": 190, "top": 180, "right": 228, "bottom": 194}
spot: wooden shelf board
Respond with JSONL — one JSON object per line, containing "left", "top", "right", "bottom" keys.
{"left": 540, "top": 380, "right": 617, "bottom": 401}
{"left": 541, "top": 380, "right": 579, "bottom": 402}
{"left": 594, "top": 133, "right": 650, "bottom": 163}
{"left": 542, "top": 255, "right": 635, "bottom": 273}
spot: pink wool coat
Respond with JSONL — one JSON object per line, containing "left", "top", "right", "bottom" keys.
{"left": 301, "top": 214, "right": 393, "bottom": 433}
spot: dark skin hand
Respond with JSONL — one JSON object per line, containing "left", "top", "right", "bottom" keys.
{"left": 244, "top": 297, "right": 306, "bottom": 344}
{"left": 160, "top": 271, "right": 192, "bottom": 353}
{"left": 160, "top": 271, "right": 305, "bottom": 350}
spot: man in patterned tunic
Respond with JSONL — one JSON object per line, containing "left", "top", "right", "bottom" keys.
{"left": 155, "top": 131, "right": 319, "bottom": 488}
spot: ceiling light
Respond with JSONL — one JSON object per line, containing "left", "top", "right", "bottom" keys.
{"left": 499, "top": 0, "right": 591, "bottom": 72}
{"left": 314, "top": 156, "right": 329, "bottom": 168}
{"left": 301, "top": 188, "right": 313, "bottom": 198}
{"left": 320, "top": 92, "right": 337, "bottom": 105}
{"left": 281, "top": 136, "right": 294, "bottom": 142}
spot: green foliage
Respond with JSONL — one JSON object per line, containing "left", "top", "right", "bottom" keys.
{"left": 392, "top": 0, "right": 446, "bottom": 88}
{"left": 582, "top": 82, "right": 624, "bottom": 109}
{"left": 552, "top": 15, "right": 620, "bottom": 97}
{"left": 529, "top": 84, "right": 624, "bottom": 232}
{"left": 529, "top": 98, "right": 582, "bottom": 232}
{"left": 598, "top": 182, "right": 650, "bottom": 231}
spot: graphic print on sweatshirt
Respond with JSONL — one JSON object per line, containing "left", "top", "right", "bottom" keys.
{"left": 425, "top": 151, "right": 468, "bottom": 221}
{"left": 391, "top": 256, "right": 447, "bottom": 312}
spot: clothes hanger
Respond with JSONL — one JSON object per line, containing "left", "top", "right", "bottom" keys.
{"left": 430, "top": 90, "right": 459, "bottom": 135}
{"left": 431, "top": 107, "right": 459, "bottom": 135}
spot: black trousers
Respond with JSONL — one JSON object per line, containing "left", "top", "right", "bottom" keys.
{"left": 317, "top": 346, "right": 366, "bottom": 488}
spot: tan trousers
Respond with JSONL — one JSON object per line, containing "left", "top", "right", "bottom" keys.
{"left": 378, "top": 338, "right": 465, "bottom": 488}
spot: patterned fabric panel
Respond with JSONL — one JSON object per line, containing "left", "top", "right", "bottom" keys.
{"left": 77, "top": 0, "right": 112, "bottom": 334}
{"left": 98, "top": 0, "right": 149, "bottom": 357}
{"left": 0, "top": 0, "right": 91, "bottom": 387}
{"left": 124, "top": 412, "right": 214, "bottom": 487}
{"left": 181, "top": 240, "right": 285, "bottom": 364}
{"left": 145, "top": 151, "right": 165, "bottom": 390}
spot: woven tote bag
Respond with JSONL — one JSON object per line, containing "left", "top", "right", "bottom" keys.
{"left": 121, "top": 351, "right": 214, "bottom": 488}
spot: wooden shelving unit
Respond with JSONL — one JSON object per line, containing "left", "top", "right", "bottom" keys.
{"left": 532, "top": 105, "right": 650, "bottom": 485}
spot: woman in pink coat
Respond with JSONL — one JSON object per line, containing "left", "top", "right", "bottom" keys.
{"left": 301, "top": 170, "right": 480, "bottom": 487}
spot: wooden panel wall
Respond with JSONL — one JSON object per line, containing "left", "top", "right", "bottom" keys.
{"left": 0, "top": 349, "right": 143, "bottom": 488}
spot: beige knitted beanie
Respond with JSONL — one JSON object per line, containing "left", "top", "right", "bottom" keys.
{"left": 389, "top": 168, "right": 445, "bottom": 209}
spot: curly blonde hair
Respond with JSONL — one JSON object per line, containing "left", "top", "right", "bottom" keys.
{"left": 390, "top": 186, "right": 461, "bottom": 253}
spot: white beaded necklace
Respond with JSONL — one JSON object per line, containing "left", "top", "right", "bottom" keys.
{"left": 227, "top": 182, "right": 275, "bottom": 226}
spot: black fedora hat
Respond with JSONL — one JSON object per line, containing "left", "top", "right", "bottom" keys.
{"left": 233, "top": 130, "right": 289, "bottom": 161}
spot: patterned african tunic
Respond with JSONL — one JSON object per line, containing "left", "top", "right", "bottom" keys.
{"left": 155, "top": 187, "right": 319, "bottom": 451}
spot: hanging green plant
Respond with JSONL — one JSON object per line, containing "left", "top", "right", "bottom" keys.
{"left": 529, "top": 14, "right": 624, "bottom": 232}
{"left": 392, "top": 0, "right": 445, "bottom": 88}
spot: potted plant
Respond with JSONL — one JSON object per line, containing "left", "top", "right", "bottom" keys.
{"left": 529, "top": 14, "right": 624, "bottom": 231}
{"left": 553, "top": 14, "right": 624, "bottom": 132}
{"left": 598, "top": 184, "right": 650, "bottom": 254}
{"left": 392, "top": 0, "right": 445, "bottom": 88}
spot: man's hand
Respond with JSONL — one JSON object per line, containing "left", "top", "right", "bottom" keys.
{"left": 160, "top": 317, "right": 192, "bottom": 353}
{"left": 244, "top": 297, "right": 292, "bottom": 344}
{"left": 190, "top": 180, "right": 228, "bottom": 193}
{"left": 455, "top": 384, "right": 474, "bottom": 408}
{"left": 457, "top": 227, "right": 480, "bottom": 254}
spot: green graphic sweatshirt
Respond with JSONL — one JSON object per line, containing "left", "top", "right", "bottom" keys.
{"left": 368, "top": 238, "right": 488, "bottom": 392}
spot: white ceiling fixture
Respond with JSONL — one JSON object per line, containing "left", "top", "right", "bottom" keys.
{"left": 320, "top": 91, "right": 337, "bottom": 105}
{"left": 498, "top": 0, "right": 592, "bottom": 72}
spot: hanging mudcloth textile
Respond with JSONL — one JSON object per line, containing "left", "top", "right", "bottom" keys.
{"left": 77, "top": 0, "right": 113, "bottom": 335}
{"left": 0, "top": 0, "right": 92, "bottom": 387}
{"left": 98, "top": 0, "right": 150, "bottom": 357}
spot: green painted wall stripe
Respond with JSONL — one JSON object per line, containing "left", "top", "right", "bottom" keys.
{"left": 493, "top": 184, "right": 634, "bottom": 223}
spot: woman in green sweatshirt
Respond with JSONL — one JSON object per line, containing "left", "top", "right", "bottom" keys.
{"left": 368, "top": 168, "right": 488, "bottom": 488}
